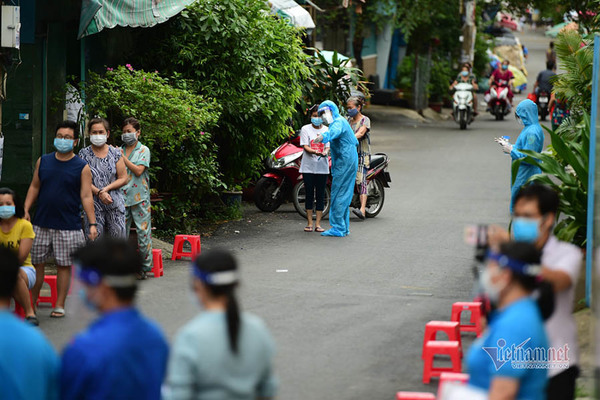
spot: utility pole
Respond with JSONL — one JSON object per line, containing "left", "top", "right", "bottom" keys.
{"left": 460, "top": 0, "right": 476, "bottom": 65}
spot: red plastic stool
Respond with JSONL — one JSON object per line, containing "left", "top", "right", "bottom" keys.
{"left": 14, "top": 292, "right": 34, "bottom": 319}
{"left": 396, "top": 392, "right": 436, "bottom": 400}
{"left": 450, "top": 301, "right": 483, "bottom": 337}
{"left": 422, "top": 340, "right": 462, "bottom": 384}
{"left": 422, "top": 321, "right": 462, "bottom": 358}
{"left": 171, "top": 235, "right": 201, "bottom": 261}
{"left": 437, "top": 372, "right": 469, "bottom": 397}
{"left": 150, "top": 249, "right": 164, "bottom": 277}
{"left": 37, "top": 275, "right": 58, "bottom": 308}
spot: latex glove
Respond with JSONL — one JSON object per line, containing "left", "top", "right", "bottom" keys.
{"left": 494, "top": 137, "right": 513, "bottom": 154}
{"left": 313, "top": 134, "right": 323, "bottom": 144}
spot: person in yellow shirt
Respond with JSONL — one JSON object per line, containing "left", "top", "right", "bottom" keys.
{"left": 0, "top": 188, "right": 37, "bottom": 325}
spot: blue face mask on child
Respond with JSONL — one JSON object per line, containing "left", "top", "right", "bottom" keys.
{"left": 311, "top": 117, "right": 323, "bottom": 127}
{"left": 0, "top": 205, "right": 15, "bottom": 219}
{"left": 501, "top": 64, "right": 508, "bottom": 71}
{"left": 512, "top": 217, "right": 541, "bottom": 243}
{"left": 461, "top": 70, "right": 469, "bottom": 77}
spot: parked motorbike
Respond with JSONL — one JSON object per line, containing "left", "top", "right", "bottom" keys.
{"left": 254, "top": 132, "right": 303, "bottom": 212}
{"left": 487, "top": 82, "right": 512, "bottom": 120}
{"left": 536, "top": 91, "right": 550, "bottom": 121}
{"left": 452, "top": 82, "right": 474, "bottom": 130}
{"left": 292, "top": 153, "right": 391, "bottom": 219}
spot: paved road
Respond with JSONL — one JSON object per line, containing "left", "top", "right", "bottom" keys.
{"left": 39, "top": 28, "right": 552, "bottom": 399}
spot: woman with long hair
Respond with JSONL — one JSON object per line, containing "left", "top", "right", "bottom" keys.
{"left": 165, "top": 250, "right": 277, "bottom": 399}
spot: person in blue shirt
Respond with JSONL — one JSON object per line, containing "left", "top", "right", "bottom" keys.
{"left": 61, "top": 238, "right": 168, "bottom": 400}
{"left": 314, "top": 100, "right": 359, "bottom": 237}
{"left": 164, "top": 249, "right": 277, "bottom": 400}
{"left": 495, "top": 99, "right": 545, "bottom": 212}
{"left": 466, "top": 241, "right": 549, "bottom": 400}
{"left": 0, "top": 246, "right": 59, "bottom": 400}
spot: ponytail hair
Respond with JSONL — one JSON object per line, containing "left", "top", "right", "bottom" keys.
{"left": 193, "top": 250, "right": 241, "bottom": 354}
{"left": 225, "top": 291, "right": 241, "bottom": 354}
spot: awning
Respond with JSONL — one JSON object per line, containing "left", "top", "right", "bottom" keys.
{"left": 269, "top": 0, "right": 316, "bottom": 29}
{"left": 78, "top": 0, "right": 196, "bottom": 39}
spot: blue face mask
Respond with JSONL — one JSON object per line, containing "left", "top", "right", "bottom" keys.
{"left": 0, "top": 205, "right": 15, "bottom": 219}
{"left": 512, "top": 217, "right": 541, "bottom": 243}
{"left": 501, "top": 64, "right": 508, "bottom": 71}
{"left": 54, "top": 138, "right": 75, "bottom": 153}
{"left": 347, "top": 108, "right": 359, "bottom": 118}
{"left": 461, "top": 70, "right": 469, "bottom": 77}
{"left": 311, "top": 117, "right": 323, "bottom": 127}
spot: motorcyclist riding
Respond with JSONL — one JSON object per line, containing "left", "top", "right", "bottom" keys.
{"left": 533, "top": 60, "right": 556, "bottom": 95}
{"left": 450, "top": 63, "right": 479, "bottom": 115}
{"left": 488, "top": 60, "right": 515, "bottom": 106}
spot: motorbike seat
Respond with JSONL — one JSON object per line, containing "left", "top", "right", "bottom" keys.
{"left": 369, "top": 154, "right": 386, "bottom": 170}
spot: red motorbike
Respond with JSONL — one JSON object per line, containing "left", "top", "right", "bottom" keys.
{"left": 292, "top": 153, "right": 391, "bottom": 219}
{"left": 254, "top": 132, "right": 304, "bottom": 212}
{"left": 487, "top": 80, "right": 512, "bottom": 120}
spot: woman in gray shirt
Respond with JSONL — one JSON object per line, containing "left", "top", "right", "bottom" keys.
{"left": 165, "top": 250, "right": 277, "bottom": 400}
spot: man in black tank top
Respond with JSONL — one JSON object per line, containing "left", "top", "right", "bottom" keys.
{"left": 24, "top": 121, "right": 98, "bottom": 319}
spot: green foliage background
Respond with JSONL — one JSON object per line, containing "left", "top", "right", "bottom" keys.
{"left": 148, "top": 0, "right": 309, "bottom": 185}
{"left": 85, "top": 66, "right": 224, "bottom": 233}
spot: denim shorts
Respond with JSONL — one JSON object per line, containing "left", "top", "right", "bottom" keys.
{"left": 20, "top": 266, "right": 36, "bottom": 289}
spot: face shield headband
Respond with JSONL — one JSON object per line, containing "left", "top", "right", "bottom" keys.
{"left": 192, "top": 264, "right": 239, "bottom": 286}
{"left": 76, "top": 264, "right": 138, "bottom": 288}
{"left": 318, "top": 107, "right": 334, "bottom": 125}
{"left": 486, "top": 251, "right": 541, "bottom": 277}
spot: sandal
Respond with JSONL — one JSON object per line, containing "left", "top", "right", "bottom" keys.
{"left": 50, "top": 308, "right": 65, "bottom": 318}
{"left": 315, "top": 227, "right": 325, "bottom": 233}
{"left": 304, "top": 226, "right": 314, "bottom": 232}
{"left": 352, "top": 209, "right": 366, "bottom": 220}
{"left": 25, "top": 316, "right": 39, "bottom": 326}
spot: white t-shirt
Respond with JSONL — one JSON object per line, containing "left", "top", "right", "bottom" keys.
{"left": 299, "top": 124, "right": 329, "bottom": 175}
{"left": 542, "top": 235, "right": 582, "bottom": 376}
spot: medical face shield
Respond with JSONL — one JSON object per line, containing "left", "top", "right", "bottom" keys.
{"left": 318, "top": 107, "right": 334, "bottom": 125}
{"left": 69, "top": 264, "right": 139, "bottom": 318}
{"left": 486, "top": 251, "right": 541, "bottom": 278}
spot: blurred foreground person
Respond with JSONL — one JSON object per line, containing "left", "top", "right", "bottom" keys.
{"left": 61, "top": 238, "right": 168, "bottom": 400}
{"left": 0, "top": 247, "right": 59, "bottom": 399}
{"left": 466, "top": 242, "right": 549, "bottom": 399}
{"left": 164, "top": 250, "right": 277, "bottom": 400}
{"left": 490, "top": 184, "right": 582, "bottom": 400}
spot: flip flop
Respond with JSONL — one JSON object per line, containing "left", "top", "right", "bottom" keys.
{"left": 25, "top": 316, "right": 39, "bottom": 326}
{"left": 352, "top": 209, "right": 366, "bottom": 220}
{"left": 50, "top": 308, "right": 65, "bottom": 318}
{"left": 315, "top": 227, "right": 325, "bottom": 232}
{"left": 304, "top": 226, "right": 313, "bottom": 232}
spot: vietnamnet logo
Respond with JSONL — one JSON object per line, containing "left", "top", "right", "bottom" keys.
{"left": 483, "top": 338, "right": 570, "bottom": 370}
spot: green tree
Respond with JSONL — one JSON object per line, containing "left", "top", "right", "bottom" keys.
{"left": 150, "top": 0, "right": 309, "bottom": 185}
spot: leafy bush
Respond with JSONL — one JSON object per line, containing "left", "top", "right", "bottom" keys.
{"left": 84, "top": 66, "right": 224, "bottom": 232}
{"left": 393, "top": 54, "right": 414, "bottom": 91}
{"left": 427, "top": 58, "right": 453, "bottom": 102}
{"left": 294, "top": 50, "right": 369, "bottom": 128}
{"left": 151, "top": 0, "right": 309, "bottom": 185}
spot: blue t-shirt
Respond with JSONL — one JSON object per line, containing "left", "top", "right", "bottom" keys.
{"left": 61, "top": 307, "right": 168, "bottom": 400}
{"left": 467, "top": 298, "right": 549, "bottom": 400}
{"left": 34, "top": 153, "right": 87, "bottom": 230}
{"left": 0, "top": 310, "right": 60, "bottom": 399}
